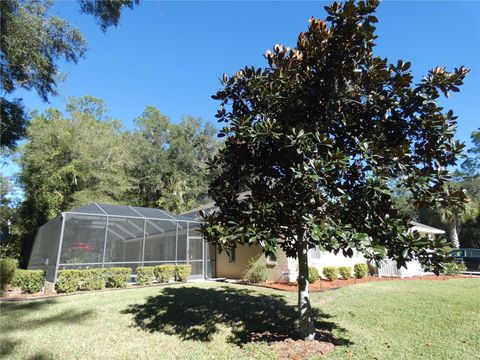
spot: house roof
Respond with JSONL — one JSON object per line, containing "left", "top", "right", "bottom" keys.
{"left": 409, "top": 221, "right": 445, "bottom": 235}
{"left": 182, "top": 195, "right": 446, "bottom": 235}
{"left": 181, "top": 191, "right": 251, "bottom": 220}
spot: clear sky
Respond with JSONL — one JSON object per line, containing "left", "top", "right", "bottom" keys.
{"left": 5, "top": 0, "right": 480, "bottom": 187}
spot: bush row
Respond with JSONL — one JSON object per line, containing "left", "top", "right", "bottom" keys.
{"left": 137, "top": 264, "right": 192, "bottom": 285}
{"left": 56, "top": 267, "right": 131, "bottom": 293}
{"left": 0, "top": 258, "right": 46, "bottom": 294}
{"left": 321, "top": 263, "right": 369, "bottom": 281}
{"left": 55, "top": 265, "right": 192, "bottom": 293}
{"left": 443, "top": 261, "right": 467, "bottom": 275}
{"left": 11, "top": 269, "right": 45, "bottom": 293}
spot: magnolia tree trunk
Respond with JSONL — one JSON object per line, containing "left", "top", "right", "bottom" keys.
{"left": 297, "top": 241, "right": 315, "bottom": 340}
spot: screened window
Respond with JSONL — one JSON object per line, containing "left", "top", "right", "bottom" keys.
{"left": 177, "top": 223, "right": 188, "bottom": 261}
{"left": 60, "top": 214, "right": 107, "bottom": 264}
{"left": 144, "top": 220, "right": 176, "bottom": 262}
{"left": 105, "top": 217, "right": 144, "bottom": 263}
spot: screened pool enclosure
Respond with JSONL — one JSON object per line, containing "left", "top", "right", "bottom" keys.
{"left": 28, "top": 203, "right": 214, "bottom": 282}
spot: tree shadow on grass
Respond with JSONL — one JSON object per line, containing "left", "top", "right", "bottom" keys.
{"left": 1, "top": 298, "right": 95, "bottom": 359}
{"left": 1, "top": 299, "right": 95, "bottom": 332}
{"left": 122, "top": 285, "right": 351, "bottom": 347}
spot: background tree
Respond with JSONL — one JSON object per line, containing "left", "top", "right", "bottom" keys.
{"left": 17, "top": 96, "right": 134, "bottom": 263}
{"left": 0, "top": 0, "right": 137, "bottom": 150}
{"left": 0, "top": 174, "right": 22, "bottom": 259}
{"left": 201, "top": 0, "right": 469, "bottom": 340}
{"left": 393, "top": 129, "right": 480, "bottom": 248}
{"left": 461, "top": 128, "right": 480, "bottom": 177}
{"left": 457, "top": 129, "right": 480, "bottom": 247}
{"left": 130, "top": 107, "right": 220, "bottom": 213}
{"left": 435, "top": 186, "right": 475, "bottom": 248}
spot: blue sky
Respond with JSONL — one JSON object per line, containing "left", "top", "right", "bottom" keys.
{"left": 5, "top": 1, "right": 480, "bottom": 189}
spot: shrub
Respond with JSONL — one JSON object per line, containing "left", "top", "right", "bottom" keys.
{"left": 308, "top": 266, "right": 320, "bottom": 283}
{"left": 154, "top": 265, "right": 175, "bottom": 283}
{"left": 78, "top": 269, "right": 105, "bottom": 291}
{"left": 322, "top": 266, "right": 339, "bottom": 281}
{"left": 457, "top": 261, "right": 467, "bottom": 273}
{"left": 174, "top": 265, "right": 192, "bottom": 282}
{"left": 56, "top": 270, "right": 81, "bottom": 293}
{"left": 0, "top": 258, "right": 18, "bottom": 292}
{"left": 243, "top": 256, "right": 268, "bottom": 283}
{"left": 443, "top": 261, "right": 467, "bottom": 275}
{"left": 104, "top": 267, "right": 131, "bottom": 288}
{"left": 338, "top": 266, "right": 352, "bottom": 280}
{"left": 11, "top": 269, "right": 45, "bottom": 293}
{"left": 136, "top": 267, "right": 155, "bottom": 285}
{"left": 354, "top": 263, "right": 369, "bottom": 279}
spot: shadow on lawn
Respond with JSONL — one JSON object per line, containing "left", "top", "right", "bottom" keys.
{"left": 1, "top": 299, "right": 95, "bottom": 358}
{"left": 122, "top": 285, "right": 350, "bottom": 346}
{"left": 1, "top": 299, "right": 95, "bottom": 332}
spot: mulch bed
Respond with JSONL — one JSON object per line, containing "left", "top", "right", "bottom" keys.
{"left": 268, "top": 337, "right": 335, "bottom": 360}
{"left": 258, "top": 274, "right": 471, "bottom": 292}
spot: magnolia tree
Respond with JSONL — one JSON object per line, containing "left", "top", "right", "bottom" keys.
{"left": 200, "top": 0, "right": 469, "bottom": 340}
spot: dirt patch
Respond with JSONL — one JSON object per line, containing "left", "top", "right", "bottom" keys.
{"left": 258, "top": 274, "right": 470, "bottom": 292}
{"left": 268, "top": 337, "right": 335, "bottom": 359}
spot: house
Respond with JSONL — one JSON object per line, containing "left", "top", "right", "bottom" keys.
{"left": 28, "top": 201, "right": 445, "bottom": 284}
{"left": 183, "top": 198, "right": 446, "bottom": 281}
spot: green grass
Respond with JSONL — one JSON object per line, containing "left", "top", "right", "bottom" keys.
{"left": 0, "top": 279, "right": 479, "bottom": 359}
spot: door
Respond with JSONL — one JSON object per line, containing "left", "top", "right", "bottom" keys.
{"left": 187, "top": 236, "right": 203, "bottom": 278}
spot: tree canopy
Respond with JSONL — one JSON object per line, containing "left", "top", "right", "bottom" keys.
{"left": 14, "top": 96, "right": 219, "bottom": 264}
{"left": 130, "top": 107, "right": 220, "bottom": 213}
{"left": 18, "top": 96, "right": 134, "bottom": 227}
{"left": 0, "top": 0, "right": 138, "bottom": 150}
{"left": 201, "top": 0, "right": 469, "bottom": 339}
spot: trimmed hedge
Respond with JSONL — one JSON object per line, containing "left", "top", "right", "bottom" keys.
{"left": 174, "top": 265, "right": 192, "bottom": 282}
{"left": 338, "top": 266, "right": 352, "bottom": 280}
{"left": 104, "top": 267, "right": 131, "bottom": 288}
{"left": 308, "top": 266, "right": 320, "bottom": 283}
{"left": 56, "top": 270, "right": 81, "bottom": 293}
{"left": 322, "top": 266, "right": 339, "bottom": 281}
{"left": 11, "top": 269, "right": 45, "bottom": 293}
{"left": 56, "top": 267, "right": 131, "bottom": 293}
{"left": 136, "top": 267, "right": 155, "bottom": 285}
{"left": 154, "top": 265, "right": 175, "bottom": 283}
{"left": 0, "top": 258, "right": 18, "bottom": 292}
{"left": 78, "top": 269, "right": 105, "bottom": 291}
{"left": 354, "top": 263, "right": 369, "bottom": 279}
{"left": 443, "top": 261, "right": 467, "bottom": 275}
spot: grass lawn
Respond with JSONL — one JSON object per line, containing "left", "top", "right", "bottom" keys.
{"left": 1, "top": 279, "right": 479, "bottom": 359}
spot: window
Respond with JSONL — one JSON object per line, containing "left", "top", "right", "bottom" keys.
{"left": 449, "top": 250, "right": 464, "bottom": 258}
{"left": 228, "top": 247, "right": 236, "bottom": 263}
{"left": 266, "top": 252, "right": 277, "bottom": 264}
{"left": 466, "top": 249, "right": 480, "bottom": 258}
